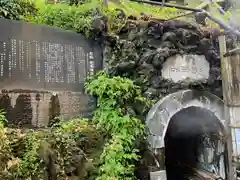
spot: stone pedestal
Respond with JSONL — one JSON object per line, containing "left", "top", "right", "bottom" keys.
{"left": 150, "top": 170, "right": 167, "bottom": 180}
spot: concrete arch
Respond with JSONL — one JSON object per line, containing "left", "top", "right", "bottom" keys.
{"left": 146, "top": 89, "right": 226, "bottom": 149}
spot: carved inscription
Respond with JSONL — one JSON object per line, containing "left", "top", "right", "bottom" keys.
{"left": 0, "top": 38, "right": 95, "bottom": 89}
{"left": 162, "top": 54, "right": 210, "bottom": 82}
{"left": 88, "top": 52, "right": 95, "bottom": 77}
{"left": 76, "top": 46, "right": 85, "bottom": 83}
{"left": 35, "top": 41, "right": 41, "bottom": 82}
{"left": 66, "top": 44, "right": 76, "bottom": 83}
{"left": 0, "top": 41, "right": 6, "bottom": 77}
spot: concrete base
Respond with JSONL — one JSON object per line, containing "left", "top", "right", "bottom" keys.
{"left": 150, "top": 170, "right": 167, "bottom": 180}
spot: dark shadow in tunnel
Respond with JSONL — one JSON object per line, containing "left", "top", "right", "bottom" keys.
{"left": 164, "top": 106, "right": 226, "bottom": 180}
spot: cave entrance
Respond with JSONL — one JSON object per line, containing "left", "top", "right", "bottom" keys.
{"left": 164, "top": 106, "right": 227, "bottom": 180}
{"left": 146, "top": 90, "right": 229, "bottom": 180}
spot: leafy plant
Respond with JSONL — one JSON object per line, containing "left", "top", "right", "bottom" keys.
{"left": 0, "top": 117, "right": 103, "bottom": 180}
{"left": 28, "top": 0, "right": 101, "bottom": 36}
{"left": 26, "top": 0, "right": 190, "bottom": 35}
{"left": 0, "top": 110, "right": 11, "bottom": 178}
{"left": 14, "top": 131, "right": 44, "bottom": 179}
{"left": 85, "top": 72, "right": 149, "bottom": 180}
{"left": 0, "top": 0, "right": 37, "bottom": 20}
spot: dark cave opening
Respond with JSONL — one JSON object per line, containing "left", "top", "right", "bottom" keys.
{"left": 164, "top": 106, "right": 227, "bottom": 180}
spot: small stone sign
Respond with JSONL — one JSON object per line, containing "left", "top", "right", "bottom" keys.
{"left": 150, "top": 170, "right": 167, "bottom": 180}
{"left": 161, "top": 54, "right": 209, "bottom": 82}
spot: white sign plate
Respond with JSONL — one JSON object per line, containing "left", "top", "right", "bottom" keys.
{"left": 161, "top": 54, "right": 210, "bottom": 82}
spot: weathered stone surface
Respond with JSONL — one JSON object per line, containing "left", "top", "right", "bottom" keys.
{"left": 150, "top": 170, "right": 167, "bottom": 180}
{"left": 0, "top": 90, "right": 95, "bottom": 127}
{"left": 104, "top": 18, "right": 226, "bottom": 103}
{"left": 0, "top": 90, "right": 52, "bottom": 127}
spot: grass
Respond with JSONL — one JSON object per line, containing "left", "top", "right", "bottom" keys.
{"left": 34, "top": 0, "right": 200, "bottom": 20}
{"left": 106, "top": 0, "right": 179, "bottom": 19}
{"left": 33, "top": 0, "right": 240, "bottom": 31}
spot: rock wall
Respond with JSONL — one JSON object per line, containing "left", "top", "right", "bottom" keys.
{"left": 101, "top": 17, "right": 238, "bottom": 179}
{"left": 104, "top": 18, "right": 224, "bottom": 104}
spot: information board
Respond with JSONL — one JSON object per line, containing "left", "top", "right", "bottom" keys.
{"left": 0, "top": 18, "right": 102, "bottom": 91}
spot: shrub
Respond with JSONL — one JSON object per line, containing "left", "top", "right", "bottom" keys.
{"left": 85, "top": 72, "right": 150, "bottom": 180}
{"left": 0, "top": 0, "right": 37, "bottom": 20}
{"left": 0, "top": 117, "right": 103, "bottom": 180}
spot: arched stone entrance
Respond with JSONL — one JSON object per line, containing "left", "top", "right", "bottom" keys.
{"left": 146, "top": 90, "right": 228, "bottom": 180}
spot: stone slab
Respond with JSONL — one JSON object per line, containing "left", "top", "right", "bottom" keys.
{"left": 0, "top": 18, "right": 103, "bottom": 126}
{"left": 161, "top": 54, "right": 209, "bottom": 82}
{"left": 150, "top": 170, "right": 167, "bottom": 180}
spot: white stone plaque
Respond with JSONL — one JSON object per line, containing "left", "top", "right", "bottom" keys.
{"left": 150, "top": 170, "right": 167, "bottom": 180}
{"left": 161, "top": 54, "right": 209, "bottom": 82}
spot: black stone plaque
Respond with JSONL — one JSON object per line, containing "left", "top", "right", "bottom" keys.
{"left": 0, "top": 18, "right": 103, "bottom": 91}
{"left": 0, "top": 18, "right": 103, "bottom": 123}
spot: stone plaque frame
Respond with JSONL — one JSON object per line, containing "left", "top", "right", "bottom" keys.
{"left": 146, "top": 90, "right": 228, "bottom": 180}
{"left": 146, "top": 89, "right": 227, "bottom": 149}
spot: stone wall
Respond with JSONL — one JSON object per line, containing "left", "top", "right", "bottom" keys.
{"left": 0, "top": 89, "right": 94, "bottom": 127}
{"left": 103, "top": 18, "right": 230, "bottom": 115}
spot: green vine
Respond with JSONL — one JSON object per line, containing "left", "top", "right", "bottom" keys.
{"left": 85, "top": 71, "right": 150, "bottom": 180}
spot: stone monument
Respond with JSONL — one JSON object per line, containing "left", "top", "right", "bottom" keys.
{"left": 0, "top": 18, "right": 103, "bottom": 127}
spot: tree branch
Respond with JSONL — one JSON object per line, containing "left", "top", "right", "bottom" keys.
{"left": 129, "top": 0, "right": 240, "bottom": 37}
